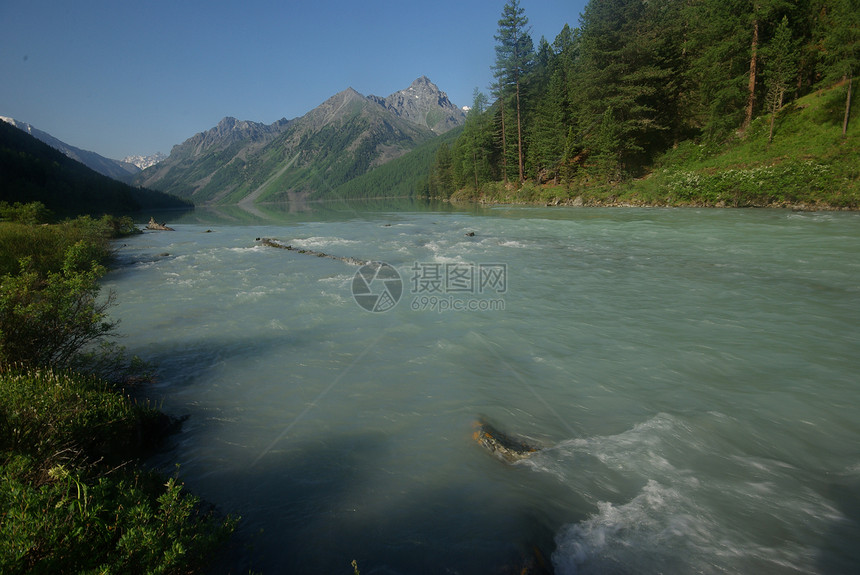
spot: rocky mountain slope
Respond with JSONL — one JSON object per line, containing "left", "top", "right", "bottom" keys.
{"left": 1, "top": 116, "right": 140, "bottom": 181}
{"left": 134, "top": 77, "right": 465, "bottom": 205}
{"left": 367, "top": 76, "right": 465, "bottom": 134}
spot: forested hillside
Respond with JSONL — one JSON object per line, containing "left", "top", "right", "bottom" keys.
{"left": 429, "top": 0, "right": 858, "bottom": 207}
{"left": 331, "top": 126, "right": 462, "bottom": 199}
{"left": 0, "top": 121, "right": 191, "bottom": 217}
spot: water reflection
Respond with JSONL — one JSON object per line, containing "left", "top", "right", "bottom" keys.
{"left": 143, "top": 197, "right": 489, "bottom": 226}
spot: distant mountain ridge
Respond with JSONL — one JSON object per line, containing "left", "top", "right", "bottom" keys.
{"left": 1, "top": 116, "right": 140, "bottom": 182}
{"left": 0, "top": 120, "right": 191, "bottom": 216}
{"left": 134, "top": 77, "right": 466, "bottom": 205}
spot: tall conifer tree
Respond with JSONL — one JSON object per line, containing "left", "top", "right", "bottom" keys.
{"left": 763, "top": 16, "right": 798, "bottom": 142}
{"left": 493, "top": 0, "right": 533, "bottom": 184}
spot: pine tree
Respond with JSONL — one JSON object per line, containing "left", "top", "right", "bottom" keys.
{"left": 493, "top": 0, "right": 534, "bottom": 184}
{"left": 588, "top": 106, "right": 622, "bottom": 181}
{"left": 455, "top": 89, "right": 494, "bottom": 190}
{"left": 763, "top": 16, "right": 798, "bottom": 142}
{"left": 527, "top": 25, "right": 580, "bottom": 183}
{"left": 817, "top": 0, "right": 860, "bottom": 136}
{"left": 529, "top": 68, "right": 567, "bottom": 182}
{"left": 489, "top": 79, "right": 509, "bottom": 185}
{"left": 686, "top": 0, "right": 755, "bottom": 136}
{"left": 744, "top": 1, "right": 797, "bottom": 131}
{"left": 429, "top": 143, "right": 454, "bottom": 198}
{"left": 687, "top": 0, "right": 796, "bottom": 138}
{"left": 574, "top": 0, "right": 679, "bottom": 172}
{"left": 744, "top": 4, "right": 761, "bottom": 131}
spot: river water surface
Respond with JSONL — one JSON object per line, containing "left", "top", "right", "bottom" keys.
{"left": 104, "top": 203, "right": 860, "bottom": 574}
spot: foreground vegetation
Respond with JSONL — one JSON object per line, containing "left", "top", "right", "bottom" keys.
{"left": 429, "top": 0, "right": 858, "bottom": 208}
{"left": 0, "top": 206, "right": 235, "bottom": 574}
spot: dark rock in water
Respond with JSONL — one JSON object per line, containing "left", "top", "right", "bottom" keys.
{"left": 473, "top": 419, "right": 540, "bottom": 463}
{"left": 465, "top": 231, "right": 476, "bottom": 237}
{"left": 146, "top": 217, "right": 174, "bottom": 231}
{"left": 158, "top": 252, "right": 170, "bottom": 257}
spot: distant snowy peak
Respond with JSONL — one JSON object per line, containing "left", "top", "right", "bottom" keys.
{"left": 1, "top": 116, "right": 20, "bottom": 126}
{"left": 122, "top": 152, "right": 167, "bottom": 170}
{"left": 1, "top": 116, "right": 35, "bottom": 136}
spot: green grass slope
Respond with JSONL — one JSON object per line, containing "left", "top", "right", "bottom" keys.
{"left": 626, "top": 85, "right": 859, "bottom": 209}
{"left": 454, "top": 84, "right": 858, "bottom": 209}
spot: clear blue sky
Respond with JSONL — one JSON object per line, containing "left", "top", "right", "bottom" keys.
{"left": 1, "top": 0, "right": 586, "bottom": 159}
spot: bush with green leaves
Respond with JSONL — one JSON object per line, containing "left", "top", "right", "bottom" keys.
{"left": 0, "top": 210, "right": 144, "bottom": 373}
{"left": 0, "top": 211, "right": 138, "bottom": 278}
{"left": 1, "top": 465, "right": 235, "bottom": 575}
{"left": 0, "top": 243, "right": 116, "bottom": 370}
{"left": 0, "top": 365, "right": 237, "bottom": 574}
{"left": 0, "top": 201, "right": 53, "bottom": 225}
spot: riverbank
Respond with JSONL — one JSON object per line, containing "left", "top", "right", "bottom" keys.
{"left": 0, "top": 208, "right": 235, "bottom": 574}
{"left": 482, "top": 194, "right": 855, "bottom": 211}
{"left": 449, "top": 85, "right": 859, "bottom": 211}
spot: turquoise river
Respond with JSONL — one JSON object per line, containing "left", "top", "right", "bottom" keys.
{"left": 103, "top": 203, "right": 860, "bottom": 574}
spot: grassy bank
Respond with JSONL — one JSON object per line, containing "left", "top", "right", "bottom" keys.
{"left": 451, "top": 85, "right": 859, "bottom": 210}
{"left": 0, "top": 209, "right": 235, "bottom": 574}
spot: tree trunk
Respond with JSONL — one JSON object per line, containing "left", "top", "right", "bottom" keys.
{"left": 500, "top": 100, "right": 508, "bottom": 185}
{"left": 844, "top": 73, "right": 853, "bottom": 138}
{"left": 744, "top": 17, "right": 759, "bottom": 132}
{"left": 769, "top": 86, "right": 785, "bottom": 144}
{"left": 473, "top": 149, "right": 479, "bottom": 190}
{"left": 515, "top": 80, "right": 525, "bottom": 183}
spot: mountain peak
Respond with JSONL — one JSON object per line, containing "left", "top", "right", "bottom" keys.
{"left": 135, "top": 77, "right": 465, "bottom": 203}
{"left": 369, "top": 76, "right": 465, "bottom": 134}
{"left": 410, "top": 76, "right": 434, "bottom": 87}
{"left": 217, "top": 116, "right": 239, "bottom": 129}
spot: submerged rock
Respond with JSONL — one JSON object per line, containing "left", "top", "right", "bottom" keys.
{"left": 473, "top": 419, "right": 540, "bottom": 463}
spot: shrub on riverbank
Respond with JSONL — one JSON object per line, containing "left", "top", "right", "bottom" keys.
{"left": 0, "top": 214, "right": 137, "bottom": 376}
{"left": 0, "top": 210, "right": 236, "bottom": 574}
{"left": 0, "top": 209, "right": 138, "bottom": 277}
{"left": 0, "top": 367, "right": 236, "bottom": 574}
